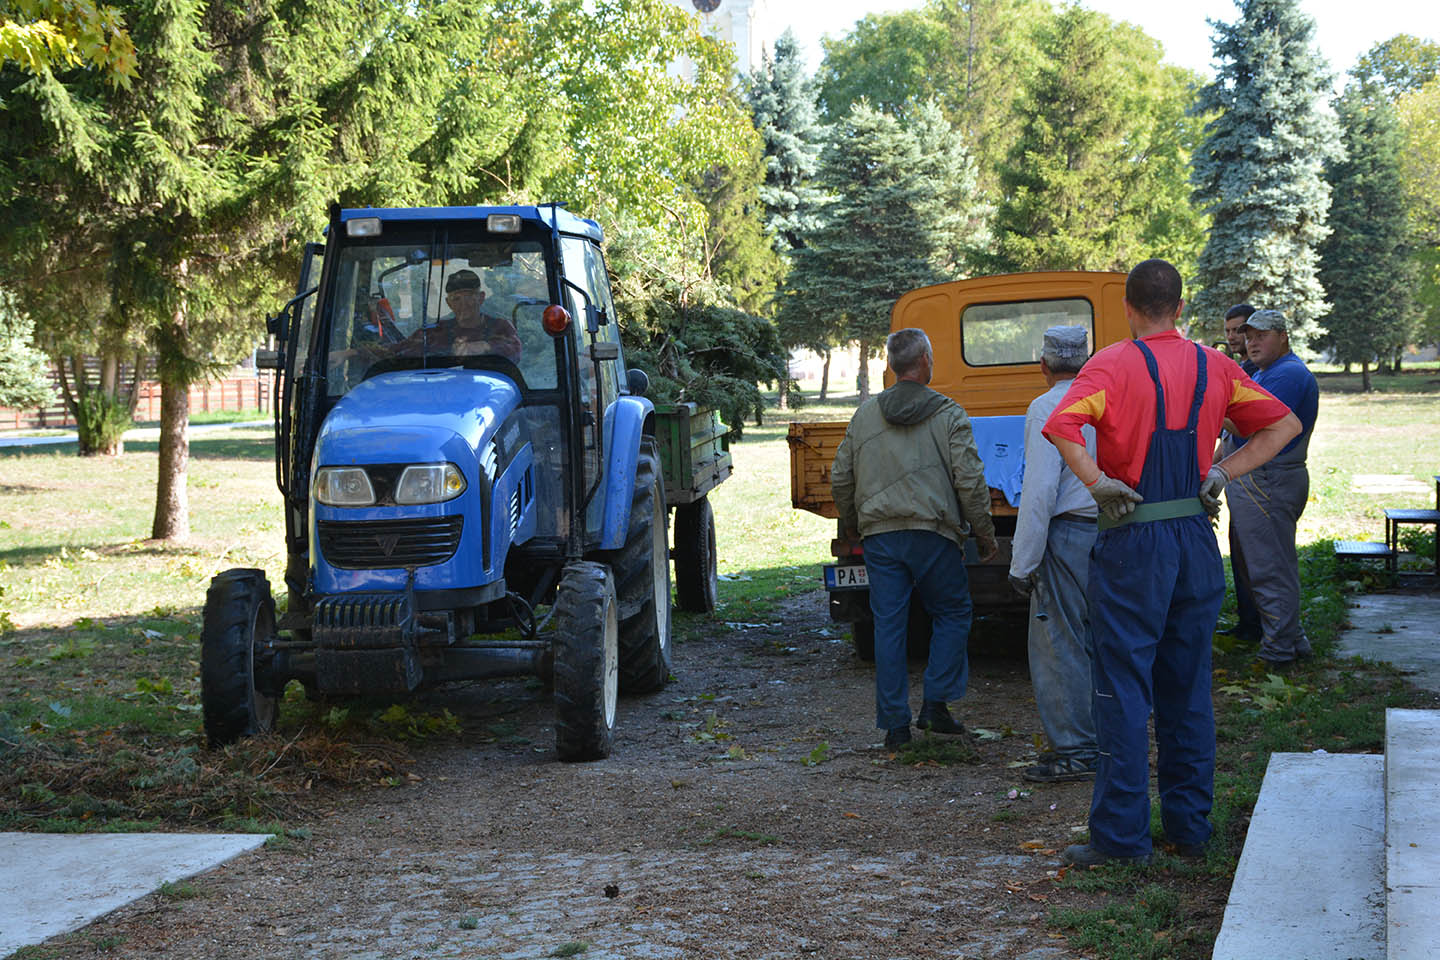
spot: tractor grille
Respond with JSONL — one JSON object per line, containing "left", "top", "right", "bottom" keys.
{"left": 317, "top": 516, "right": 463, "bottom": 569}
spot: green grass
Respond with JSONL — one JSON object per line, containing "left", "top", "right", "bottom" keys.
{"left": 1, "top": 381, "right": 1437, "bottom": 954}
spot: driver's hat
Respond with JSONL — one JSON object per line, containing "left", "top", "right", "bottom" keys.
{"left": 446, "top": 269, "right": 483, "bottom": 293}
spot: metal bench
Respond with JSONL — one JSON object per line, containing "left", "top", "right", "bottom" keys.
{"left": 1382, "top": 474, "right": 1440, "bottom": 575}
{"left": 1333, "top": 539, "right": 1396, "bottom": 573}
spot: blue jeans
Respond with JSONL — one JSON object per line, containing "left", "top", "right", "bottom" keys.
{"left": 863, "top": 530, "right": 973, "bottom": 730}
{"left": 1028, "top": 517, "right": 1097, "bottom": 760}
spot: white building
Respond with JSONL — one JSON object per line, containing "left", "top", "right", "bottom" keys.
{"left": 667, "top": 0, "right": 776, "bottom": 77}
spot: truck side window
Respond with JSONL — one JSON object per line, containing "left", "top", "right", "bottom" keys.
{"left": 960, "top": 298, "right": 1095, "bottom": 367}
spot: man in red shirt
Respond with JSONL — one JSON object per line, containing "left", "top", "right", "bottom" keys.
{"left": 1043, "top": 259, "right": 1300, "bottom": 867}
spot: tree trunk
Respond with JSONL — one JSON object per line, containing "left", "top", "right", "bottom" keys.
{"left": 1393, "top": 350, "right": 1403, "bottom": 373}
{"left": 152, "top": 284, "right": 191, "bottom": 541}
{"left": 1361, "top": 360, "right": 1371, "bottom": 393}
{"left": 777, "top": 372, "right": 790, "bottom": 411}
{"left": 151, "top": 372, "right": 191, "bottom": 540}
{"left": 819, "top": 350, "right": 831, "bottom": 401}
{"left": 1343, "top": 361, "right": 1351, "bottom": 373}
{"left": 856, "top": 341, "right": 872, "bottom": 401}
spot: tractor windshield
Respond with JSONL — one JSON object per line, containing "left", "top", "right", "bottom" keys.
{"left": 322, "top": 238, "right": 558, "bottom": 396}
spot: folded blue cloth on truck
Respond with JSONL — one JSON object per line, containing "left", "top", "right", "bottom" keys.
{"left": 969, "top": 415, "right": 1026, "bottom": 507}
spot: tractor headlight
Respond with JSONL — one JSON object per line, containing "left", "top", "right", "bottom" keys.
{"left": 314, "top": 467, "right": 376, "bottom": 506}
{"left": 395, "top": 463, "right": 467, "bottom": 504}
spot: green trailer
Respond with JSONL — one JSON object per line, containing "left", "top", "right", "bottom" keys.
{"left": 654, "top": 402, "right": 732, "bottom": 613}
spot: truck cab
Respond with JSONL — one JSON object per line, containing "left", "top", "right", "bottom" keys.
{"left": 789, "top": 271, "right": 1129, "bottom": 656}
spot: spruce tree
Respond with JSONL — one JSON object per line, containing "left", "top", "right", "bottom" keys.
{"left": 745, "top": 30, "right": 825, "bottom": 254}
{"left": 778, "top": 101, "right": 985, "bottom": 401}
{"left": 1318, "top": 84, "right": 1418, "bottom": 389}
{"left": 1189, "top": 0, "right": 1341, "bottom": 344}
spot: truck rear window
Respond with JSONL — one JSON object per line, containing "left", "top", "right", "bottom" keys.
{"left": 960, "top": 298, "right": 1094, "bottom": 367}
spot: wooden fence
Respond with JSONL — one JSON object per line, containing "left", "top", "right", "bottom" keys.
{"left": 1, "top": 366, "right": 275, "bottom": 431}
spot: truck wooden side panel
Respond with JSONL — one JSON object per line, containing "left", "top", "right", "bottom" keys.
{"left": 787, "top": 421, "right": 846, "bottom": 520}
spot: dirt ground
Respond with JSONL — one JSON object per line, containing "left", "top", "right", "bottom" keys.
{"left": 31, "top": 593, "right": 1218, "bottom": 960}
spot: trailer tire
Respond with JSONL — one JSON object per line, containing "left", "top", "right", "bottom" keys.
{"left": 852, "top": 618, "right": 876, "bottom": 662}
{"left": 552, "top": 562, "right": 618, "bottom": 762}
{"left": 606, "top": 437, "right": 673, "bottom": 693}
{"left": 201, "top": 569, "right": 280, "bottom": 747}
{"left": 673, "top": 496, "right": 718, "bottom": 613}
{"left": 849, "top": 601, "right": 932, "bottom": 664}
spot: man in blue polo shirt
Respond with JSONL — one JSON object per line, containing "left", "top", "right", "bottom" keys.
{"left": 1227, "top": 309, "right": 1320, "bottom": 669}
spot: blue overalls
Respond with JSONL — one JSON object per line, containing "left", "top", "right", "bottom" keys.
{"left": 1086, "top": 340, "right": 1225, "bottom": 858}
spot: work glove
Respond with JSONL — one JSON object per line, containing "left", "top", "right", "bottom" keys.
{"left": 1008, "top": 572, "right": 1034, "bottom": 598}
{"left": 1084, "top": 471, "right": 1144, "bottom": 522}
{"left": 975, "top": 533, "right": 999, "bottom": 563}
{"left": 1198, "top": 464, "right": 1231, "bottom": 519}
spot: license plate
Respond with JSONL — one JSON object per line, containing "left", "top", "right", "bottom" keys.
{"left": 824, "top": 564, "right": 868, "bottom": 591}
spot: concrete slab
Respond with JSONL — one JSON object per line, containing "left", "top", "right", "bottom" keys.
{"left": 1212, "top": 752, "right": 1385, "bottom": 960}
{"left": 0, "top": 832, "right": 269, "bottom": 956}
{"left": 1336, "top": 594, "right": 1440, "bottom": 695}
{"left": 1385, "top": 709, "right": 1440, "bottom": 960}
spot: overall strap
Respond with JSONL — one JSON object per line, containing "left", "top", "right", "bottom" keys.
{"left": 1130, "top": 339, "right": 1166, "bottom": 431}
{"left": 1186, "top": 342, "right": 1207, "bottom": 432}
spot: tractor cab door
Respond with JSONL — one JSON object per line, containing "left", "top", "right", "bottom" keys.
{"left": 559, "top": 236, "right": 623, "bottom": 544}
{"left": 275, "top": 241, "right": 325, "bottom": 597}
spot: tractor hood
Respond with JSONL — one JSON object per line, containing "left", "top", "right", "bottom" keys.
{"left": 315, "top": 368, "right": 521, "bottom": 466}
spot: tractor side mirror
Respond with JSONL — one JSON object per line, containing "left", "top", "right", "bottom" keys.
{"left": 626, "top": 368, "right": 649, "bottom": 397}
{"left": 255, "top": 349, "right": 283, "bottom": 370}
{"left": 590, "top": 342, "right": 619, "bottom": 362}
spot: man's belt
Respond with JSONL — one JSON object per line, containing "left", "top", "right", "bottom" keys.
{"left": 1097, "top": 497, "right": 1206, "bottom": 531}
{"left": 1053, "top": 510, "right": 1097, "bottom": 524}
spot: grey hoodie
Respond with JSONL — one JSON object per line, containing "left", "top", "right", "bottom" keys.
{"left": 831, "top": 380, "right": 995, "bottom": 547}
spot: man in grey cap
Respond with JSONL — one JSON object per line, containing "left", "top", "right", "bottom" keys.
{"left": 1008, "top": 325, "right": 1099, "bottom": 781}
{"left": 1226, "top": 309, "right": 1319, "bottom": 669}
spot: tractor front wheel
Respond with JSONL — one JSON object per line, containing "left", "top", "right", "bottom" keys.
{"left": 552, "top": 562, "right": 619, "bottom": 762}
{"left": 200, "top": 569, "right": 281, "bottom": 747}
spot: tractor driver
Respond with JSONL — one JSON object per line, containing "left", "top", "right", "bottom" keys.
{"left": 391, "top": 269, "right": 522, "bottom": 365}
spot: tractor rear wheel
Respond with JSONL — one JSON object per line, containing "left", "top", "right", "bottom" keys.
{"left": 607, "top": 437, "right": 673, "bottom": 693}
{"left": 200, "top": 569, "right": 280, "bottom": 747}
{"left": 673, "top": 496, "right": 718, "bottom": 613}
{"left": 552, "top": 562, "right": 618, "bottom": 762}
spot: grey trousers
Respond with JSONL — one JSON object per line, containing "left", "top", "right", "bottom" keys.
{"left": 1028, "top": 517, "right": 1098, "bottom": 758}
{"left": 1227, "top": 462, "right": 1312, "bottom": 662}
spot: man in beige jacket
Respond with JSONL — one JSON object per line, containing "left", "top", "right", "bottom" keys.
{"left": 831, "top": 328, "right": 998, "bottom": 748}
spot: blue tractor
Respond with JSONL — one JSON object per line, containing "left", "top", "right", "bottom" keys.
{"left": 200, "top": 204, "right": 673, "bottom": 761}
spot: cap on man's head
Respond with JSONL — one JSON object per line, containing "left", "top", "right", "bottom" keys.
{"left": 1240, "top": 308, "right": 1287, "bottom": 333}
{"left": 446, "top": 269, "right": 482, "bottom": 293}
{"left": 1042, "top": 325, "right": 1088, "bottom": 359}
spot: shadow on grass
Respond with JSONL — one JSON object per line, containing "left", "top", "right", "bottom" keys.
{"left": 0, "top": 539, "right": 210, "bottom": 569}
{"left": 123, "top": 432, "right": 275, "bottom": 461}
{"left": 0, "top": 431, "right": 274, "bottom": 462}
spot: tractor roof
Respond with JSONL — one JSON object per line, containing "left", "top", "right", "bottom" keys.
{"left": 338, "top": 205, "right": 603, "bottom": 243}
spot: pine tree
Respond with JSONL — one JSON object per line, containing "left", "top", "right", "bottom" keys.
{"left": 778, "top": 101, "right": 985, "bottom": 401}
{"left": 1189, "top": 0, "right": 1341, "bottom": 344}
{"left": 1318, "top": 84, "right": 1418, "bottom": 390}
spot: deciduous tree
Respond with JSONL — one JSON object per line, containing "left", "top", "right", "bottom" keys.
{"left": 988, "top": 7, "right": 1207, "bottom": 275}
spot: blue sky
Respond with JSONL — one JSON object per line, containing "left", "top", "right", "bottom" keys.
{"left": 773, "top": 0, "right": 1440, "bottom": 85}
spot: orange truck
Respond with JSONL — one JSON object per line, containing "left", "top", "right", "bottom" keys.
{"left": 788, "top": 271, "right": 1131, "bottom": 658}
